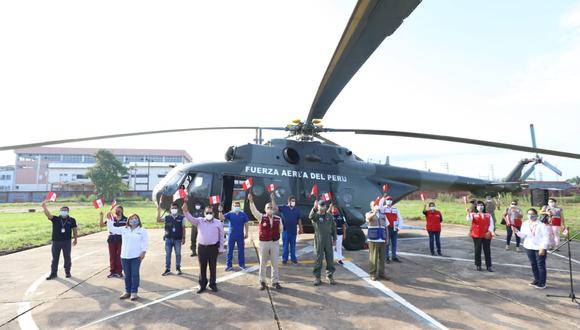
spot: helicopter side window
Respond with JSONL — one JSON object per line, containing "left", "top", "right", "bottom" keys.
{"left": 187, "top": 172, "right": 212, "bottom": 198}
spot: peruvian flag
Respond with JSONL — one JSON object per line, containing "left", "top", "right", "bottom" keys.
{"left": 374, "top": 196, "right": 381, "bottom": 206}
{"left": 108, "top": 199, "right": 118, "bottom": 212}
{"left": 242, "top": 177, "right": 253, "bottom": 192}
{"left": 209, "top": 195, "right": 221, "bottom": 205}
{"left": 382, "top": 184, "right": 389, "bottom": 193}
{"left": 173, "top": 187, "right": 187, "bottom": 201}
{"left": 45, "top": 191, "right": 57, "bottom": 202}
{"left": 562, "top": 227, "right": 569, "bottom": 237}
{"left": 309, "top": 183, "right": 318, "bottom": 198}
{"left": 267, "top": 183, "right": 276, "bottom": 193}
{"left": 93, "top": 197, "right": 105, "bottom": 209}
{"left": 463, "top": 196, "right": 468, "bottom": 204}
{"left": 321, "top": 192, "right": 332, "bottom": 202}
{"left": 420, "top": 193, "right": 426, "bottom": 201}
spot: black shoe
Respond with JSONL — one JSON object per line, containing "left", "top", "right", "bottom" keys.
{"left": 487, "top": 267, "right": 494, "bottom": 272}
{"left": 430, "top": 251, "right": 435, "bottom": 256}
{"left": 191, "top": 252, "right": 197, "bottom": 257}
{"left": 65, "top": 272, "right": 71, "bottom": 278}
{"left": 292, "top": 260, "right": 298, "bottom": 264}
{"left": 386, "top": 258, "right": 391, "bottom": 264}
{"left": 392, "top": 257, "right": 401, "bottom": 263}
{"left": 259, "top": 282, "right": 267, "bottom": 291}
{"left": 437, "top": 252, "right": 443, "bottom": 256}
{"left": 162, "top": 269, "right": 171, "bottom": 276}
{"left": 528, "top": 281, "right": 539, "bottom": 286}
{"left": 176, "top": 268, "right": 182, "bottom": 275}
{"left": 273, "top": 283, "right": 282, "bottom": 290}
{"left": 476, "top": 266, "right": 482, "bottom": 271}
{"left": 107, "top": 273, "right": 115, "bottom": 278}
{"left": 46, "top": 274, "right": 57, "bottom": 280}
{"left": 209, "top": 284, "right": 218, "bottom": 292}
{"left": 282, "top": 261, "right": 288, "bottom": 265}
{"left": 338, "top": 260, "right": 344, "bottom": 265}
{"left": 197, "top": 287, "right": 206, "bottom": 294}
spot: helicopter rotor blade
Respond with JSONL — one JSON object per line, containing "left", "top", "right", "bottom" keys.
{"left": 0, "top": 126, "right": 285, "bottom": 151}
{"left": 529, "top": 124, "right": 539, "bottom": 158}
{"left": 521, "top": 163, "right": 537, "bottom": 181}
{"left": 306, "top": 0, "right": 420, "bottom": 123}
{"left": 541, "top": 159, "right": 563, "bottom": 176}
{"left": 313, "top": 133, "right": 339, "bottom": 146}
{"left": 323, "top": 128, "right": 580, "bottom": 160}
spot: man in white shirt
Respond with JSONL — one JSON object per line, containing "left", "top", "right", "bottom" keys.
{"left": 514, "top": 208, "right": 550, "bottom": 289}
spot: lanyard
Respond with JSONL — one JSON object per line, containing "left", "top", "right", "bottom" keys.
{"left": 530, "top": 222, "right": 537, "bottom": 237}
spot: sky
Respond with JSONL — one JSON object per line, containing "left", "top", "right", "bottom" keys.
{"left": 1, "top": 0, "right": 580, "bottom": 182}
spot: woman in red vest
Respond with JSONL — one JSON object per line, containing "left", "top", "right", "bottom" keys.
{"left": 466, "top": 200, "right": 494, "bottom": 272}
{"left": 423, "top": 202, "right": 442, "bottom": 256}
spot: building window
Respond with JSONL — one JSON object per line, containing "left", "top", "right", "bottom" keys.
{"left": 75, "top": 174, "right": 88, "bottom": 180}
{"left": 41, "top": 154, "right": 62, "bottom": 161}
{"left": 125, "top": 155, "right": 144, "bottom": 163}
{"left": 17, "top": 154, "right": 37, "bottom": 161}
{"left": 83, "top": 156, "right": 96, "bottom": 163}
{"left": 164, "top": 156, "right": 183, "bottom": 163}
{"left": 62, "top": 155, "right": 83, "bottom": 163}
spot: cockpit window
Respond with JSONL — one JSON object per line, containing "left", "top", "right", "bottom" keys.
{"left": 188, "top": 172, "right": 212, "bottom": 198}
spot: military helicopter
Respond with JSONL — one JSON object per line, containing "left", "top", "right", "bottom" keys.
{"left": 3, "top": 1, "right": 580, "bottom": 250}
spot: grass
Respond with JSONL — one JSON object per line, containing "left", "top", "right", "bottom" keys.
{"left": 0, "top": 198, "right": 578, "bottom": 254}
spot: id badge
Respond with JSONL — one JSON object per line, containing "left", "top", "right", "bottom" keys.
{"left": 61, "top": 228, "right": 66, "bottom": 233}
{"left": 172, "top": 227, "right": 176, "bottom": 232}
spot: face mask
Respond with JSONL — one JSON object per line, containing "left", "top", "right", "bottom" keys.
{"left": 195, "top": 205, "right": 201, "bottom": 210}
{"left": 234, "top": 206, "right": 241, "bottom": 213}
{"left": 170, "top": 208, "right": 178, "bottom": 215}
{"left": 319, "top": 206, "right": 326, "bottom": 213}
{"left": 548, "top": 202, "right": 555, "bottom": 207}
{"left": 60, "top": 210, "right": 69, "bottom": 217}
{"left": 430, "top": 206, "right": 436, "bottom": 211}
{"left": 386, "top": 201, "right": 393, "bottom": 206}
{"left": 205, "top": 214, "right": 213, "bottom": 220}
{"left": 486, "top": 198, "right": 492, "bottom": 201}
{"left": 477, "top": 206, "right": 484, "bottom": 212}
{"left": 528, "top": 214, "right": 538, "bottom": 221}
{"left": 510, "top": 204, "right": 516, "bottom": 208}
{"left": 129, "top": 218, "right": 139, "bottom": 226}
{"left": 290, "top": 201, "right": 296, "bottom": 207}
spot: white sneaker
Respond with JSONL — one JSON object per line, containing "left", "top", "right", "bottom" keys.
{"left": 130, "top": 293, "right": 139, "bottom": 300}
{"left": 516, "top": 247, "right": 522, "bottom": 252}
{"left": 505, "top": 245, "right": 510, "bottom": 251}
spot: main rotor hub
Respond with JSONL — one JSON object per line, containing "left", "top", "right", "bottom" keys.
{"left": 286, "top": 119, "right": 325, "bottom": 140}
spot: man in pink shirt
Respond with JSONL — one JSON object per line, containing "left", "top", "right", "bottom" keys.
{"left": 182, "top": 202, "right": 225, "bottom": 294}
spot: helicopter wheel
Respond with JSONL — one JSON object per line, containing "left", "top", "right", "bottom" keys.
{"left": 343, "top": 226, "right": 366, "bottom": 251}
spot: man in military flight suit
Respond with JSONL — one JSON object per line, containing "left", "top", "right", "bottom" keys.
{"left": 190, "top": 203, "right": 202, "bottom": 257}
{"left": 309, "top": 199, "right": 337, "bottom": 286}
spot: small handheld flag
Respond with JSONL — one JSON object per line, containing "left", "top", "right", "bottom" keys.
{"left": 321, "top": 192, "right": 332, "bottom": 202}
{"left": 242, "top": 177, "right": 253, "bottom": 192}
{"left": 463, "top": 196, "right": 468, "bottom": 204}
{"left": 93, "top": 197, "right": 105, "bottom": 209}
{"left": 309, "top": 183, "right": 318, "bottom": 198}
{"left": 209, "top": 195, "right": 221, "bottom": 205}
{"left": 374, "top": 196, "right": 381, "bottom": 206}
{"left": 173, "top": 187, "right": 187, "bottom": 201}
{"left": 109, "top": 199, "right": 118, "bottom": 212}
{"left": 420, "top": 193, "right": 426, "bottom": 202}
{"left": 45, "top": 192, "right": 57, "bottom": 202}
{"left": 382, "top": 184, "right": 389, "bottom": 193}
{"left": 267, "top": 183, "right": 276, "bottom": 193}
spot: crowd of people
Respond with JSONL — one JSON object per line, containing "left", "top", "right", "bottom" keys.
{"left": 40, "top": 193, "right": 568, "bottom": 300}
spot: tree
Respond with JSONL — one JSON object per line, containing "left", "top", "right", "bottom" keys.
{"left": 86, "top": 150, "right": 128, "bottom": 202}
{"left": 566, "top": 176, "right": 580, "bottom": 186}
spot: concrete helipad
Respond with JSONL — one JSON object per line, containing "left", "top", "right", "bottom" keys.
{"left": 1, "top": 221, "right": 579, "bottom": 330}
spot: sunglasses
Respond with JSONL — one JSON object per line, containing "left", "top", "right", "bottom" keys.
{"left": 205, "top": 212, "right": 213, "bottom": 215}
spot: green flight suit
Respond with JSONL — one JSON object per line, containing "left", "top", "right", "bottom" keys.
{"left": 309, "top": 208, "right": 337, "bottom": 279}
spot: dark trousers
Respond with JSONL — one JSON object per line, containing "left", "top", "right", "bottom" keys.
{"left": 428, "top": 231, "right": 441, "bottom": 254}
{"left": 190, "top": 226, "right": 198, "bottom": 254}
{"left": 51, "top": 240, "right": 71, "bottom": 275}
{"left": 506, "top": 226, "right": 521, "bottom": 247}
{"left": 526, "top": 249, "right": 547, "bottom": 286}
{"left": 121, "top": 257, "right": 141, "bottom": 293}
{"left": 108, "top": 241, "right": 123, "bottom": 275}
{"left": 472, "top": 237, "right": 492, "bottom": 268}
{"left": 386, "top": 227, "right": 398, "bottom": 258}
{"left": 198, "top": 243, "right": 218, "bottom": 288}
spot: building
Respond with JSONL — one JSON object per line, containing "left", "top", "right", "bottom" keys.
{"left": 14, "top": 147, "right": 192, "bottom": 192}
{"left": 0, "top": 166, "right": 15, "bottom": 191}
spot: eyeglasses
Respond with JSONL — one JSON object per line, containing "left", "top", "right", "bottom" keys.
{"left": 205, "top": 212, "right": 213, "bottom": 215}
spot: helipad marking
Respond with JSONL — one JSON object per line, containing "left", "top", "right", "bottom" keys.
{"left": 77, "top": 245, "right": 314, "bottom": 329}
{"left": 18, "top": 250, "right": 100, "bottom": 330}
{"left": 342, "top": 260, "right": 448, "bottom": 330}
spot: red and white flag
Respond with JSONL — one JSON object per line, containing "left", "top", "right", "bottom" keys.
{"left": 420, "top": 193, "right": 426, "bottom": 201}
{"left": 93, "top": 197, "right": 105, "bottom": 209}
{"left": 382, "top": 184, "right": 389, "bottom": 193}
{"left": 45, "top": 191, "right": 57, "bottom": 202}
{"left": 321, "top": 192, "right": 332, "bottom": 202}
{"left": 562, "top": 227, "right": 569, "bottom": 237}
{"left": 209, "top": 195, "right": 221, "bottom": 205}
{"left": 463, "top": 196, "right": 468, "bottom": 204}
{"left": 267, "top": 183, "right": 276, "bottom": 193}
{"left": 374, "top": 196, "right": 381, "bottom": 206}
{"left": 309, "top": 183, "right": 318, "bottom": 198}
{"left": 108, "top": 199, "right": 118, "bottom": 212}
{"left": 173, "top": 187, "right": 187, "bottom": 201}
{"left": 242, "top": 177, "right": 253, "bottom": 192}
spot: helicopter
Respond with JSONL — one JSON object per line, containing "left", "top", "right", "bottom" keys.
{"left": 2, "top": 0, "right": 580, "bottom": 250}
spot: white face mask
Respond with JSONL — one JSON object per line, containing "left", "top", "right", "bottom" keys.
{"left": 233, "top": 206, "right": 241, "bottom": 213}
{"left": 477, "top": 206, "right": 485, "bottom": 212}
{"left": 290, "top": 201, "right": 296, "bottom": 207}
{"left": 170, "top": 208, "right": 178, "bottom": 215}
{"left": 129, "top": 218, "right": 139, "bottom": 226}
{"left": 548, "top": 202, "right": 555, "bottom": 207}
{"left": 60, "top": 210, "right": 69, "bottom": 217}
{"left": 528, "top": 214, "right": 538, "bottom": 221}
{"left": 386, "top": 200, "right": 393, "bottom": 206}
{"left": 430, "top": 206, "right": 436, "bottom": 211}
{"left": 205, "top": 214, "right": 213, "bottom": 221}
{"left": 195, "top": 205, "right": 201, "bottom": 210}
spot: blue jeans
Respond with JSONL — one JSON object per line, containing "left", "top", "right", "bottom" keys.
{"left": 526, "top": 248, "right": 547, "bottom": 286}
{"left": 227, "top": 236, "right": 245, "bottom": 268}
{"left": 428, "top": 231, "right": 441, "bottom": 254}
{"left": 121, "top": 257, "right": 141, "bottom": 293}
{"left": 282, "top": 231, "right": 297, "bottom": 262}
{"left": 506, "top": 226, "right": 521, "bottom": 247}
{"left": 164, "top": 238, "right": 182, "bottom": 269}
{"left": 386, "top": 227, "right": 398, "bottom": 258}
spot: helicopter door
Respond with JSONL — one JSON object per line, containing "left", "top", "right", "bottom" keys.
{"left": 221, "top": 175, "right": 236, "bottom": 213}
{"left": 186, "top": 172, "right": 213, "bottom": 207}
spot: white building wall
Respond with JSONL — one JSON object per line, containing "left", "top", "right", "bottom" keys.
{"left": 0, "top": 168, "right": 15, "bottom": 191}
